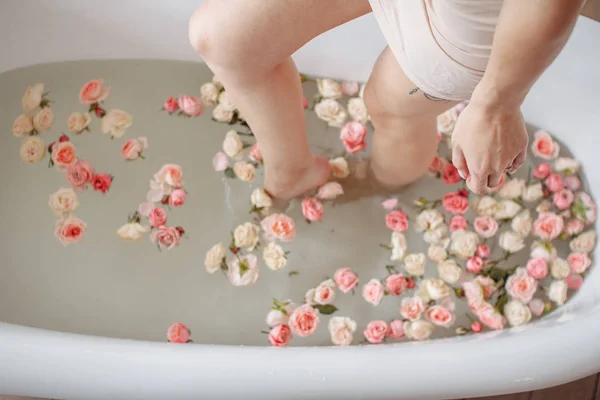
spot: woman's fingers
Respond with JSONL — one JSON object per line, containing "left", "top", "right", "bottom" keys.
{"left": 451, "top": 145, "right": 469, "bottom": 180}
{"left": 487, "top": 171, "right": 504, "bottom": 188}
{"left": 508, "top": 151, "right": 527, "bottom": 174}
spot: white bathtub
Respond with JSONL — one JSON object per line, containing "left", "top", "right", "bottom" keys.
{"left": 1, "top": 1, "right": 600, "bottom": 399}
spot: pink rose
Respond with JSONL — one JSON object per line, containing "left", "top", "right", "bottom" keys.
{"left": 385, "top": 210, "right": 408, "bottom": 232}
{"left": 553, "top": 189, "right": 574, "bottom": 210}
{"left": 169, "top": 189, "right": 187, "bottom": 207}
{"left": 449, "top": 215, "right": 467, "bottom": 232}
{"left": 477, "top": 302, "right": 506, "bottom": 330}
{"left": 261, "top": 213, "right": 296, "bottom": 242}
{"left": 463, "top": 281, "right": 484, "bottom": 311}
{"left": 149, "top": 207, "right": 167, "bottom": 228}
{"left": 340, "top": 121, "right": 367, "bottom": 153}
{"left": 425, "top": 305, "right": 455, "bottom": 328}
{"left": 533, "top": 212, "right": 564, "bottom": 241}
{"left": 341, "top": 81, "right": 360, "bottom": 96}
{"left": 387, "top": 320, "right": 405, "bottom": 340}
{"left": 473, "top": 216, "right": 499, "bottom": 239}
{"left": 526, "top": 258, "right": 548, "bottom": 280}
{"left": 385, "top": 273, "right": 408, "bottom": 296}
{"left": 476, "top": 244, "right": 491, "bottom": 258}
{"left": 316, "top": 182, "right": 344, "bottom": 200}
{"left": 505, "top": 268, "right": 538, "bottom": 304}
{"left": 443, "top": 192, "right": 469, "bottom": 214}
{"left": 52, "top": 142, "right": 77, "bottom": 168}
{"left": 54, "top": 216, "right": 86, "bottom": 246}
{"left": 364, "top": 321, "right": 388, "bottom": 344}
{"left": 248, "top": 144, "right": 263, "bottom": 162}
{"left": 400, "top": 296, "right": 425, "bottom": 321}
{"left": 121, "top": 137, "right": 148, "bottom": 160}
{"left": 212, "top": 152, "right": 230, "bottom": 172}
{"left": 151, "top": 226, "right": 181, "bottom": 250}
{"left": 471, "top": 321, "right": 483, "bottom": 333}
{"left": 428, "top": 156, "right": 446, "bottom": 175}
{"left": 268, "top": 324, "right": 292, "bottom": 347}
{"left": 466, "top": 256, "right": 483, "bottom": 274}
{"left": 475, "top": 276, "right": 497, "bottom": 298}
{"left": 566, "top": 274, "right": 584, "bottom": 290}
{"left": 301, "top": 197, "right": 324, "bottom": 222}
{"left": 79, "top": 79, "right": 110, "bottom": 105}
{"left": 66, "top": 160, "right": 95, "bottom": 191}
{"left": 565, "top": 219, "right": 585, "bottom": 236}
{"left": 533, "top": 163, "right": 551, "bottom": 179}
{"left": 531, "top": 130, "right": 560, "bottom": 160}
{"left": 334, "top": 268, "right": 359, "bottom": 293}
{"left": 313, "top": 280, "right": 336, "bottom": 305}
{"left": 167, "top": 322, "right": 190, "bottom": 343}
{"left": 381, "top": 198, "right": 398, "bottom": 210}
{"left": 163, "top": 96, "right": 179, "bottom": 114}
{"left": 154, "top": 164, "right": 183, "bottom": 188}
{"left": 564, "top": 175, "right": 581, "bottom": 191}
{"left": 573, "top": 192, "right": 597, "bottom": 224}
{"left": 91, "top": 173, "right": 113, "bottom": 194}
{"left": 288, "top": 304, "right": 320, "bottom": 337}
{"left": 177, "top": 95, "right": 203, "bottom": 117}
{"left": 568, "top": 252, "right": 591, "bottom": 274}
{"left": 528, "top": 299, "right": 545, "bottom": 317}
{"left": 442, "top": 164, "right": 462, "bottom": 185}
{"left": 545, "top": 174, "right": 563, "bottom": 193}
{"left": 138, "top": 202, "right": 154, "bottom": 217}
{"left": 362, "top": 279, "right": 384, "bottom": 306}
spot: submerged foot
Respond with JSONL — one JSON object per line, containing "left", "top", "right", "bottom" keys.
{"left": 265, "top": 156, "right": 331, "bottom": 201}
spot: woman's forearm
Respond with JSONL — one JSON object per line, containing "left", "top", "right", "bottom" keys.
{"left": 473, "top": 0, "right": 584, "bottom": 107}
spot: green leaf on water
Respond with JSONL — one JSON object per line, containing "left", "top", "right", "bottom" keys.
{"left": 495, "top": 293, "right": 509, "bottom": 315}
{"left": 224, "top": 167, "right": 236, "bottom": 179}
{"left": 288, "top": 270, "right": 299, "bottom": 277}
{"left": 313, "top": 304, "right": 338, "bottom": 315}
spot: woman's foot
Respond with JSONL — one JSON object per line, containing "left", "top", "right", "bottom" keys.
{"left": 264, "top": 155, "right": 331, "bottom": 200}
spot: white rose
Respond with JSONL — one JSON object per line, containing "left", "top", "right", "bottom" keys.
{"left": 554, "top": 157, "right": 580, "bottom": 174}
{"left": 404, "top": 320, "right": 435, "bottom": 341}
{"left": 437, "top": 108, "right": 458, "bottom": 135}
{"left": 304, "top": 288, "right": 316, "bottom": 305}
{"left": 522, "top": 183, "right": 544, "bottom": 203}
{"left": 12, "top": 114, "right": 34, "bottom": 137}
{"left": 223, "top": 130, "right": 244, "bottom": 158}
{"left": 548, "top": 280, "right": 568, "bottom": 306}
{"left": 328, "top": 316, "right": 357, "bottom": 346}
{"left": 20, "top": 136, "right": 46, "bottom": 164}
{"left": 22, "top": 83, "right": 44, "bottom": 112}
{"left": 227, "top": 254, "right": 259, "bottom": 287}
{"left": 329, "top": 157, "right": 350, "bottom": 179}
{"left": 233, "top": 161, "right": 256, "bottom": 182}
{"left": 495, "top": 200, "right": 522, "bottom": 220}
{"left": 266, "top": 300, "right": 295, "bottom": 327}
{"left": 251, "top": 188, "right": 273, "bottom": 209}
{"left": 425, "top": 225, "right": 449, "bottom": 245}
{"left": 536, "top": 200, "right": 552, "bottom": 213}
{"left": 499, "top": 178, "right": 525, "bottom": 200}
{"left": 263, "top": 242, "right": 287, "bottom": 271}
{"left": 33, "top": 107, "right": 55, "bottom": 133}
{"left": 212, "top": 75, "right": 224, "bottom": 90}
{"left": 404, "top": 253, "right": 426, "bottom": 277}
{"left": 48, "top": 187, "right": 79, "bottom": 217}
{"left": 473, "top": 196, "right": 500, "bottom": 216}
{"left": 200, "top": 82, "right": 220, "bottom": 105}
{"left": 570, "top": 231, "right": 597, "bottom": 253}
{"left": 100, "top": 109, "right": 132, "bottom": 138}
{"left": 317, "top": 78, "right": 343, "bottom": 99}
{"left": 67, "top": 112, "right": 91, "bottom": 134}
{"left": 438, "top": 259, "right": 462, "bottom": 284}
{"left": 428, "top": 244, "right": 448, "bottom": 263}
{"left": 390, "top": 232, "right": 408, "bottom": 261}
{"left": 511, "top": 209, "right": 533, "bottom": 237}
{"left": 314, "top": 99, "right": 348, "bottom": 128}
{"left": 423, "top": 279, "right": 452, "bottom": 300}
{"left": 449, "top": 230, "right": 479, "bottom": 259}
{"left": 204, "top": 243, "right": 226, "bottom": 273}
{"left": 218, "top": 91, "right": 236, "bottom": 111}
{"left": 504, "top": 300, "right": 532, "bottom": 327}
{"left": 531, "top": 241, "right": 557, "bottom": 261}
{"left": 416, "top": 209, "right": 445, "bottom": 232}
{"left": 499, "top": 231, "right": 526, "bottom": 253}
{"left": 212, "top": 104, "right": 234, "bottom": 122}
{"left": 550, "top": 257, "right": 570, "bottom": 279}
{"left": 314, "top": 279, "right": 336, "bottom": 305}
{"left": 233, "top": 222, "right": 260, "bottom": 250}
{"left": 116, "top": 222, "right": 148, "bottom": 242}
{"left": 347, "top": 97, "right": 368, "bottom": 123}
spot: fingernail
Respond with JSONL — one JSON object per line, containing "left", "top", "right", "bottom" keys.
{"left": 458, "top": 170, "right": 466, "bottom": 180}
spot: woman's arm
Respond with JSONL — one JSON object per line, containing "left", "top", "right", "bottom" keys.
{"left": 452, "top": 0, "right": 585, "bottom": 194}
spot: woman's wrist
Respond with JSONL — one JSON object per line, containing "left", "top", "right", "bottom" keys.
{"left": 471, "top": 75, "right": 527, "bottom": 111}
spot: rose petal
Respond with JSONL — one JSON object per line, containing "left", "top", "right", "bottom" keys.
{"left": 147, "top": 189, "right": 165, "bottom": 203}
{"left": 138, "top": 202, "right": 155, "bottom": 217}
{"left": 381, "top": 198, "right": 398, "bottom": 210}
{"left": 212, "top": 152, "right": 230, "bottom": 172}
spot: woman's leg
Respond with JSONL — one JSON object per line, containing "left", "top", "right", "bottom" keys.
{"left": 364, "top": 47, "right": 458, "bottom": 187}
{"left": 189, "top": 0, "right": 371, "bottom": 199}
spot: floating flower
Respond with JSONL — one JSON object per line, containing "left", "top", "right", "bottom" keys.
{"left": 32, "top": 108, "right": 54, "bottom": 133}
{"left": 340, "top": 121, "right": 368, "bottom": 154}
{"left": 151, "top": 226, "right": 182, "bottom": 250}
{"left": 400, "top": 296, "right": 425, "bottom": 321}
{"left": 227, "top": 254, "right": 259, "bottom": 287}
{"left": 91, "top": 173, "right": 113, "bottom": 194}
{"left": 100, "top": 109, "right": 132, "bottom": 138}
{"left": 533, "top": 212, "right": 564, "bottom": 241}
{"left": 233, "top": 222, "right": 260, "bottom": 251}
{"left": 473, "top": 216, "right": 498, "bottom": 238}
{"left": 428, "top": 243, "right": 449, "bottom": 263}
{"left": 466, "top": 256, "right": 483, "bottom": 274}
{"left": 263, "top": 242, "right": 287, "bottom": 271}
{"left": 548, "top": 280, "right": 568, "bottom": 306}
{"left": 499, "top": 178, "right": 525, "bottom": 200}
{"left": 223, "top": 130, "right": 243, "bottom": 158}
{"left": 22, "top": 83, "right": 45, "bottom": 111}
{"left": 495, "top": 200, "right": 522, "bottom": 220}
{"left": 565, "top": 219, "right": 585, "bottom": 236}
{"left": 116, "top": 221, "right": 149, "bottom": 242}
{"left": 550, "top": 258, "right": 570, "bottom": 280}
{"left": 347, "top": 97, "right": 368, "bottom": 123}
{"left": 426, "top": 305, "right": 455, "bottom": 328}
{"left": 48, "top": 188, "right": 79, "bottom": 217}
{"left": 511, "top": 209, "right": 533, "bottom": 238}
{"left": 530, "top": 241, "right": 557, "bottom": 261}
{"left": 178, "top": 95, "right": 203, "bottom": 117}
{"left": 248, "top": 144, "right": 262, "bottom": 163}
{"left": 364, "top": 321, "right": 388, "bottom": 344}
{"left": 449, "top": 230, "right": 479, "bottom": 259}
{"left": 12, "top": 114, "right": 34, "bottom": 137}
{"left": 204, "top": 243, "right": 226, "bottom": 274}
{"left": 268, "top": 324, "right": 292, "bottom": 347}
{"left": 404, "top": 253, "right": 426, "bottom": 277}
{"left": 566, "top": 274, "right": 584, "bottom": 290}
{"left": 200, "top": 83, "right": 220, "bottom": 105}
{"left": 526, "top": 258, "right": 548, "bottom": 280}
{"left": 266, "top": 300, "right": 296, "bottom": 327}
{"left": 250, "top": 188, "right": 273, "bottom": 211}
{"left": 163, "top": 96, "right": 179, "bottom": 114}
{"left": 544, "top": 173, "right": 563, "bottom": 193}
{"left": 473, "top": 196, "right": 500, "bottom": 216}
{"left": 437, "top": 259, "right": 462, "bottom": 284}
{"left": 341, "top": 81, "right": 360, "bottom": 96}
{"left": 302, "top": 197, "right": 324, "bottom": 222}
{"left": 437, "top": 108, "right": 458, "bottom": 135}
{"left": 533, "top": 163, "right": 551, "bottom": 180}
{"left": 476, "top": 244, "right": 491, "bottom": 258}
{"left": 317, "top": 78, "right": 343, "bottom": 99}
{"left": 153, "top": 164, "right": 183, "bottom": 189}
{"left": 20, "top": 136, "right": 46, "bottom": 164}
{"left": 329, "top": 157, "right": 350, "bottom": 179}
{"left": 289, "top": 304, "right": 320, "bottom": 337}
{"left": 261, "top": 213, "right": 296, "bottom": 242}
{"left": 168, "top": 189, "right": 187, "bottom": 207}
{"left": 66, "top": 160, "right": 94, "bottom": 191}
{"left": 334, "top": 268, "right": 359, "bottom": 293}
{"left": 314, "top": 99, "right": 347, "bottom": 128}
{"left": 387, "top": 320, "right": 405, "bottom": 340}
{"left": 422, "top": 279, "right": 452, "bottom": 301}
{"left": 385, "top": 273, "right": 408, "bottom": 296}
{"left": 567, "top": 252, "right": 591, "bottom": 274}
{"left": 212, "top": 152, "right": 230, "bottom": 172}
{"left": 531, "top": 130, "right": 560, "bottom": 160}
{"left": 311, "top": 279, "right": 336, "bottom": 305}
{"left": 67, "top": 112, "right": 92, "bottom": 134}
{"left": 79, "top": 79, "right": 110, "bottom": 105}
{"left": 441, "top": 163, "right": 461, "bottom": 184}
{"left": 443, "top": 191, "right": 469, "bottom": 215}
{"left": 522, "top": 183, "right": 544, "bottom": 203}
{"left": 51, "top": 141, "right": 77, "bottom": 168}
{"left": 390, "top": 232, "right": 408, "bottom": 261}
{"left": 54, "top": 215, "right": 86, "bottom": 246}
{"left": 381, "top": 198, "right": 398, "bottom": 210}
{"left": 505, "top": 267, "right": 538, "bottom": 304}
{"left": 572, "top": 192, "right": 597, "bottom": 224}
{"left": 121, "top": 137, "right": 148, "bottom": 160}
{"left": 476, "top": 303, "right": 506, "bottom": 330}
{"left": 148, "top": 207, "right": 168, "bottom": 228}
{"left": 554, "top": 157, "right": 580, "bottom": 174}
{"left": 529, "top": 299, "right": 546, "bottom": 317}
{"left": 212, "top": 104, "right": 234, "bottom": 122}
{"left": 404, "top": 320, "right": 435, "bottom": 341}
{"left": 316, "top": 182, "right": 344, "bottom": 200}
{"left": 499, "top": 231, "right": 526, "bottom": 253}
{"left": 385, "top": 210, "right": 408, "bottom": 232}
{"left": 362, "top": 279, "right": 384, "bottom": 306}
{"left": 329, "top": 317, "right": 356, "bottom": 346}
{"left": 504, "top": 300, "right": 532, "bottom": 327}
{"left": 233, "top": 161, "right": 256, "bottom": 182}
{"left": 564, "top": 176, "right": 581, "bottom": 191}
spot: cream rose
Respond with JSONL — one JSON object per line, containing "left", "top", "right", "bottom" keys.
{"left": 473, "top": 196, "right": 500, "bottom": 216}
{"left": 495, "top": 200, "right": 522, "bottom": 220}
{"left": 12, "top": 114, "right": 34, "bottom": 137}
{"left": 266, "top": 301, "right": 295, "bottom": 327}
{"left": 218, "top": 91, "right": 236, "bottom": 111}
{"left": 531, "top": 241, "right": 557, "bottom": 261}
{"left": 100, "top": 109, "right": 132, "bottom": 138}
{"left": 499, "top": 231, "right": 526, "bottom": 253}
{"left": 317, "top": 78, "right": 343, "bottom": 99}
{"left": 423, "top": 279, "right": 452, "bottom": 300}
{"left": 33, "top": 107, "right": 55, "bottom": 133}
{"left": 251, "top": 188, "right": 273, "bottom": 209}
{"left": 328, "top": 316, "right": 356, "bottom": 346}
{"left": 313, "top": 279, "right": 336, "bottom": 305}
{"left": 223, "top": 130, "right": 243, "bottom": 158}
{"left": 570, "top": 231, "right": 597, "bottom": 253}
{"left": 504, "top": 300, "right": 532, "bottom": 327}
{"left": 548, "top": 280, "right": 568, "bottom": 306}
{"left": 314, "top": 99, "right": 348, "bottom": 128}
{"left": 554, "top": 157, "right": 580, "bottom": 174}
{"left": 390, "top": 232, "right": 407, "bottom": 262}
{"left": 20, "top": 136, "right": 46, "bottom": 164}
{"left": 48, "top": 187, "right": 79, "bottom": 216}
{"left": 200, "top": 82, "right": 220, "bottom": 105}
{"left": 550, "top": 257, "right": 570, "bottom": 279}
{"left": 233, "top": 161, "right": 256, "bottom": 182}
{"left": 404, "top": 253, "right": 426, "bottom": 277}
{"left": 438, "top": 259, "right": 462, "bottom": 284}
{"left": 522, "top": 183, "right": 544, "bottom": 203}
{"left": 428, "top": 244, "right": 448, "bottom": 263}
{"left": 22, "top": 83, "right": 44, "bottom": 112}
{"left": 437, "top": 108, "right": 458, "bottom": 135}
{"left": 212, "top": 104, "right": 234, "bottom": 122}
{"left": 116, "top": 222, "right": 148, "bottom": 242}
{"left": 263, "top": 242, "right": 287, "bottom": 271}
{"left": 449, "top": 230, "right": 479, "bottom": 259}
{"left": 329, "top": 157, "right": 350, "bottom": 179}
{"left": 404, "top": 320, "right": 435, "bottom": 341}
{"left": 499, "top": 178, "right": 525, "bottom": 200}
{"left": 205, "top": 243, "right": 226, "bottom": 274}
{"left": 67, "top": 112, "right": 91, "bottom": 134}
{"left": 233, "top": 222, "right": 260, "bottom": 251}
{"left": 511, "top": 209, "right": 533, "bottom": 237}
{"left": 227, "top": 254, "right": 259, "bottom": 287}
{"left": 347, "top": 97, "right": 368, "bottom": 123}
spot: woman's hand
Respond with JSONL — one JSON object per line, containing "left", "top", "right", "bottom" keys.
{"left": 451, "top": 97, "right": 529, "bottom": 194}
